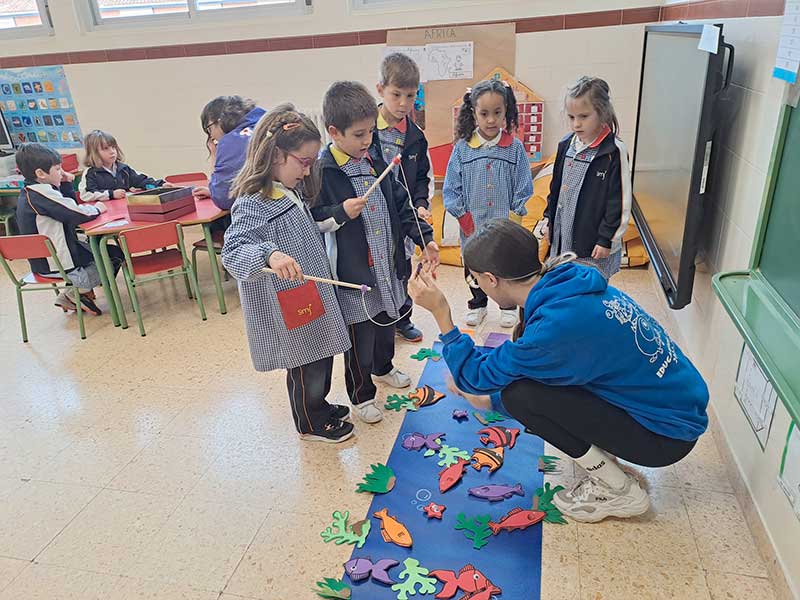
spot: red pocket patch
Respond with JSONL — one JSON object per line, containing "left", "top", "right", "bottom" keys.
{"left": 276, "top": 281, "right": 326, "bottom": 330}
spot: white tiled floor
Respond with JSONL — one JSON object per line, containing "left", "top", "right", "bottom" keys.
{"left": 0, "top": 241, "right": 779, "bottom": 599}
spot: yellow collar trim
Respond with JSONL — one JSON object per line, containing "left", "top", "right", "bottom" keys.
{"left": 467, "top": 132, "right": 482, "bottom": 149}
{"left": 269, "top": 185, "right": 284, "bottom": 200}
{"left": 330, "top": 143, "right": 352, "bottom": 167}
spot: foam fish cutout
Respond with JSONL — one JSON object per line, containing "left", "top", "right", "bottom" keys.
{"left": 478, "top": 426, "right": 520, "bottom": 449}
{"left": 429, "top": 564, "right": 501, "bottom": 599}
{"left": 468, "top": 483, "right": 524, "bottom": 502}
{"left": 343, "top": 557, "right": 399, "bottom": 585}
{"left": 487, "top": 507, "right": 545, "bottom": 535}
{"left": 408, "top": 385, "right": 445, "bottom": 409}
{"left": 439, "top": 458, "right": 469, "bottom": 493}
{"left": 471, "top": 446, "right": 505, "bottom": 473}
{"left": 373, "top": 508, "right": 413, "bottom": 548}
{"left": 402, "top": 432, "right": 445, "bottom": 451}
{"left": 452, "top": 409, "right": 469, "bottom": 421}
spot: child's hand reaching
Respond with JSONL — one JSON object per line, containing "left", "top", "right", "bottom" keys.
{"left": 61, "top": 171, "right": 75, "bottom": 183}
{"left": 94, "top": 202, "right": 108, "bottom": 214}
{"left": 446, "top": 377, "right": 492, "bottom": 410}
{"left": 192, "top": 186, "right": 212, "bottom": 200}
{"left": 424, "top": 240, "right": 440, "bottom": 269}
{"left": 268, "top": 251, "right": 304, "bottom": 281}
{"left": 591, "top": 244, "right": 611, "bottom": 260}
{"left": 113, "top": 189, "right": 126, "bottom": 199}
{"left": 343, "top": 196, "right": 367, "bottom": 219}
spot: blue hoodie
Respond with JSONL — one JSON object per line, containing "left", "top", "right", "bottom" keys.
{"left": 209, "top": 107, "right": 266, "bottom": 210}
{"left": 441, "top": 262, "right": 709, "bottom": 441}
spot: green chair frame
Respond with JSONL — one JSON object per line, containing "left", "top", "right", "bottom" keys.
{"left": 0, "top": 235, "right": 85, "bottom": 342}
{"left": 117, "top": 222, "right": 206, "bottom": 337}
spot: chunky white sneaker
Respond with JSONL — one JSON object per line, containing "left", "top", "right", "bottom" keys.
{"left": 465, "top": 306, "right": 487, "bottom": 327}
{"left": 373, "top": 368, "right": 411, "bottom": 389}
{"left": 354, "top": 400, "right": 384, "bottom": 424}
{"left": 553, "top": 472, "right": 650, "bottom": 523}
{"left": 500, "top": 309, "right": 518, "bottom": 328}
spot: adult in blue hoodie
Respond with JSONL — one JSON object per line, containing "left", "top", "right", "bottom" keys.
{"left": 194, "top": 96, "right": 266, "bottom": 211}
{"left": 409, "top": 219, "right": 709, "bottom": 523}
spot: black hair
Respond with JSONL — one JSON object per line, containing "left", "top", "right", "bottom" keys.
{"left": 16, "top": 143, "right": 62, "bottom": 183}
{"left": 380, "top": 53, "right": 421, "bottom": 89}
{"left": 323, "top": 80, "right": 378, "bottom": 133}
{"left": 200, "top": 95, "right": 257, "bottom": 136}
{"left": 455, "top": 79, "right": 518, "bottom": 141}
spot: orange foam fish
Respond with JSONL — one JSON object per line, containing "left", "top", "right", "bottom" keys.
{"left": 408, "top": 385, "right": 445, "bottom": 409}
{"left": 471, "top": 446, "right": 504, "bottom": 473}
{"left": 373, "top": 508, "right": 413, "bottom": 548}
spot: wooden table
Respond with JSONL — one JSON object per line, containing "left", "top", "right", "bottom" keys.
{"left": 81, "top": 196, "right": 229, "bottom": 328}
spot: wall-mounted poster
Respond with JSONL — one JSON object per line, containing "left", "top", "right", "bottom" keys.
{"left": 0, "top": 66, "right": 83, "bottom": 149}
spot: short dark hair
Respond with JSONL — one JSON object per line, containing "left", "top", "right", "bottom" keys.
{"left": 16, "top": 143, "right": 61, "bottom": 182}
{"left": 380, "top": 53, "right": 420, "bottom": 89}
{"left": 200, "top": 95, "right": 257, "bottom": 135}
{"left": 323, "top": 81, "right": 378, "bottom": 133}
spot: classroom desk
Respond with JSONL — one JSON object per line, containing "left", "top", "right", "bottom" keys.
{"left": 81, "top": 196, "right": 229, "bottom": 328}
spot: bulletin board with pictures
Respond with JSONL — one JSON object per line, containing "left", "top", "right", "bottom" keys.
{"left": 0, "top": 66, "right": 83, "bottom": 149}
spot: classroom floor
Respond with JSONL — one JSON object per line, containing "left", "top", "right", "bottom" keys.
{"left": 0, "top": 233, "right": 779, "bottom": 600}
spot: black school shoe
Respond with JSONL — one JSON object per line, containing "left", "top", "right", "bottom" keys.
{"left": 299, "top": 418, "right": 355, "bottom": 444}
{"left": 329, "top": 403, "right": 352, "bottom": 422}
{"left": 79, "top": 293, "right": 102, "bottom": 316}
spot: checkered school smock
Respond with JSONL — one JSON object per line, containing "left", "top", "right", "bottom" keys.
{"left": 220, "top": 186, "right": 351, "bottom": 372}
{"left": 442, "top": 131, "right": 533, "bottom": 247}
{"left": 550, "top": 135, "right": 622, "bottom": 279}
{"left": 377, "top": 124, "right": 418, "bottom": 261}
{"left": 336, "top": 157, "right": 407, "bottom": 325}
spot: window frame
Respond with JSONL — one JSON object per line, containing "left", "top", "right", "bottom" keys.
{"left": 82, "top": 0, "right": 311, "bottom": 31}
{"left": 0, "top": 0, "right": 54, "bottom": 39}
{"left": 349, "top": 0, "right": 490, "bottom": 15}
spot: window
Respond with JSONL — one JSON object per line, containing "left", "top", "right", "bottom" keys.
{"left": 0, "top": 0, "right": 52, "bottom": 35}
{"left": 88, "top": 0, "right": 309, "bottom": 25}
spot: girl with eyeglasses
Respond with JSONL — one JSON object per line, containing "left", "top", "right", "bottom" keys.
{"left": 221, "top": 104, "right": 354, "bottom": 444}
{"left": 194, "top": 95, "right": 266, "bottom": 210}
{"left": 409, "top": 219, "right": 709, "bottom": 523}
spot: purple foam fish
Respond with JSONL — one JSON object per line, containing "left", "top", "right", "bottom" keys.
{"left": 343, "top": 557, "right": 399, "bottom": 585}
{"left": 452, "top": 409, "right": 469, "bottom": 421}
{"left": 402, "top": 432, "right": 445, "bottom": 451}
{"left": 468, "top": 483, "right": 524, "bottom": 502}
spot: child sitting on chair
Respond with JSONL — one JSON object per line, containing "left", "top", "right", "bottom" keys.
{"left": 82, "top": 130, "right": 170, "bottom": 200}
{"left": 15, "top": 143, "right": 122, "bottom": 315}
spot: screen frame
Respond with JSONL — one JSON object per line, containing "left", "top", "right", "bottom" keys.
{"left": 631, "top": 23, "right": 729, "bottom": 309}
{"left": 0, "top": 108, "right": 14, "bottom": 153}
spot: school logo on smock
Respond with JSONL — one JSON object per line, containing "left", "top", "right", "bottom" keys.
{"left": 239, "top": 127, "right": 253, "bottom": 137}
{"left": 602, "top": 294, "right": 678, "bottom": 378}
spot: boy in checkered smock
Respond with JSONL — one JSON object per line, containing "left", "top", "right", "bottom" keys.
{"left": 544, "top": 76, "right": 632, "bottom": 280}
{"left": 371, "top": 52, "right": 435, "bottom": 344}
{"left": 443, "top": 79, "right": 534, "bottom": 329}
{"left": 312, "top": 81, "right": 440, "bottom": 426}
{"left": 221, "top": 104, "right": 354, "bottom": 444}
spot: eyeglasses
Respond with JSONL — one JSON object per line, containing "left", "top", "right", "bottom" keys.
{"left": 288, "top": 153, "right": 315, "bottom": 169}
{"left": 203, "top": 120, "right": 219, "bottom": 134}
{"left": 466, "top": 269, "right": 540, "bottom": 289}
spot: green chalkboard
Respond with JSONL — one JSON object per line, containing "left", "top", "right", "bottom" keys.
{"left": 713, "top": 105, "right": 800, "bottom": 426}
{"left": 759, "top": 107, "right": 800, "bottom": 317}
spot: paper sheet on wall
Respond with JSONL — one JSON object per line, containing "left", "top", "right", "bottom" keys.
{"left": 774, "top": 0, "right": 800, "bottom": 84}
{"left": 734, "top": 345, "right": 779, "bottom": 448}
{"left": 698, "top": 24, "right": 720, "bottom": 54}
{"left": 426, "top": 41, "right": 473, "bottom": 80}
{"left": 384, "top": 41, "right": 473, "bottom": 82}
{"left": 779, "top": 422, "right": 800, "bottom": 520}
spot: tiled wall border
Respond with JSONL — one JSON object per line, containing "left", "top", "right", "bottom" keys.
{"left": 0, "top": 0, "right": 784, "bottom": 69}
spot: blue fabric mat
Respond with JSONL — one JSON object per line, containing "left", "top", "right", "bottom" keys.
{"left": 344, "top": 343, "right": 544, "bottom": 599}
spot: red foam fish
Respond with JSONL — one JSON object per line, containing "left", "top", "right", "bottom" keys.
{"left": 429, "top": 564, "right": 501, "bottom": 599}
{"left": 438, "top": 458, "right": 469, "bottom": 493}
{"left": 478, "top": 426, "right": 520, "bottom": 449}
{"left": 487, "top": 507, "right": 545, "bottom": 535}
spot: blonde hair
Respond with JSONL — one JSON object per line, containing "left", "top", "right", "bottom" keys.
{"left": 83, "top": 130, "right": 124, "bottom": 168}
{"left": 566, "top": 76, "right": 619, "bottom": 135}
{"left": 230, "top": 103, "right": 321, "bottom": 201}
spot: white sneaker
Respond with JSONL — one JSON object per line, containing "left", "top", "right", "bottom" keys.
{"left": 500, "top": 309, "right": 518, "bottom": 328}
{"left": 354, "top": 400, "right": 383, "bottom": 424}
{"left": 553, "top": 472, "right": 650, "bottom": 523}
{"left": 373, "top": 367, "right": 411, "bottom": 389}
{"left": 465, "top": 307, "right": 487, "bottom": 326}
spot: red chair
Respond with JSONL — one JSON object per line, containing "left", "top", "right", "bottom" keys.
{"left": 117, "top": 221, "right": 206, "bottom": 337}
{"left": 0, "top": 234, "right": 86, "bottom": 342}
{"left": 165, "top": 173, "right": 227, "bottom": 283}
